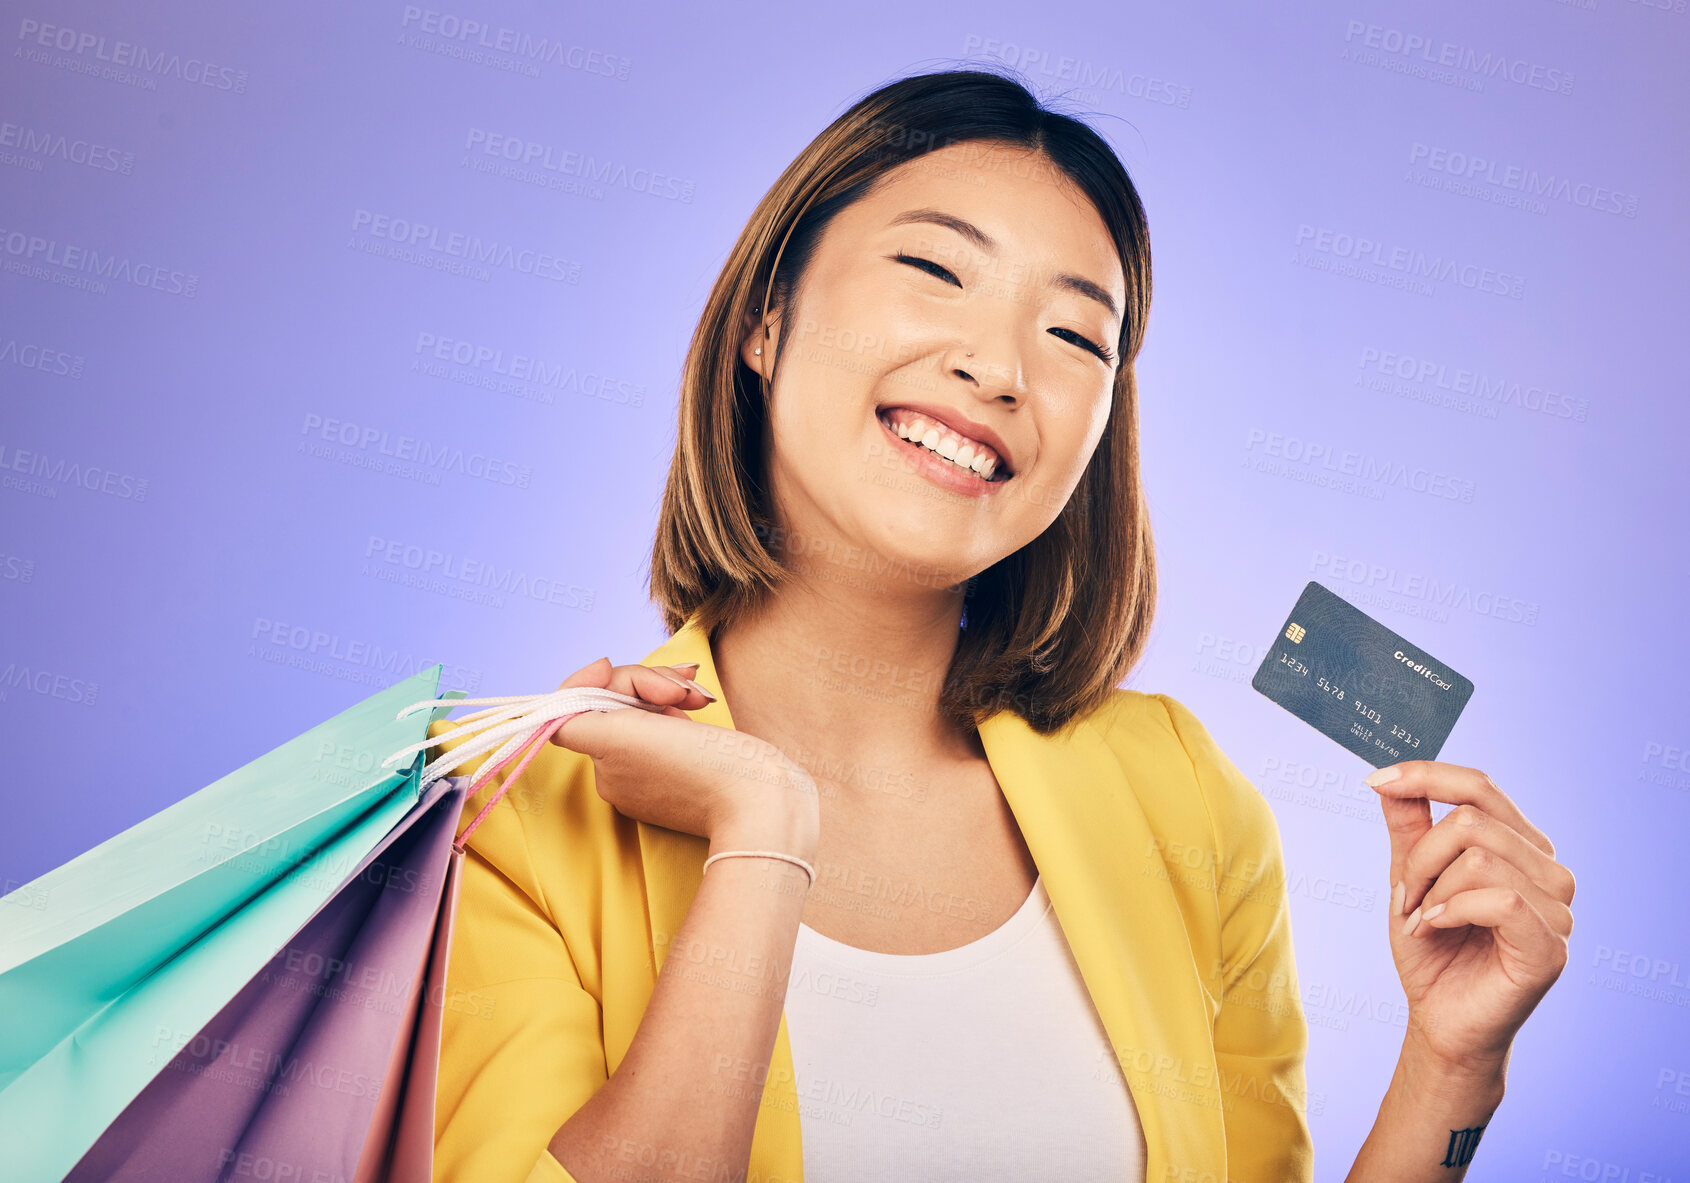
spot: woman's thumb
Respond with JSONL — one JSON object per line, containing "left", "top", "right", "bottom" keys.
{"left": 549, "top": 700, "right": 620, "bottom": 760}
{"left": 559, "top": 656, "right": 614, "bottom": 690}
{"left": 546, "top": 658, "right": 616, "bottom": 756}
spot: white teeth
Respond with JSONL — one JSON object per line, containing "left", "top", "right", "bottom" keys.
{"left": 886, "top": 411, "right": 1002, "bottom": 480}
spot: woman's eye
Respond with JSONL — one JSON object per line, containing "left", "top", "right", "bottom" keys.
{"left": 1049, "top": 327, "right": 1117, "bottom": 366}
{"left": 892, "top": 252, "right": 1115, "bottom": 367}
{"left": 893, "top": 252, "right": 961, "bottom": 287}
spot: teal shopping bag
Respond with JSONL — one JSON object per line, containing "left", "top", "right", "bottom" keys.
{"left": 0, "top": 665, "right": 464, "bottom": 1182}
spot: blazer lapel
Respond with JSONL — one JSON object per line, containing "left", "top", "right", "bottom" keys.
{"left": 978, "top": 707, "right": 1227, "bottom": 1182}
{"left": 629, "top": 617, "right": 1226, "bottom": 1183}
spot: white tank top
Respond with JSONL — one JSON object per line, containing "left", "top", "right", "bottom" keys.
{"left": 782, "top": 873, "right": 1148, "bottom": 1182}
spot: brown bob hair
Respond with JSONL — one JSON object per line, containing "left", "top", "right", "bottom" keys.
{"left": 648, "top": 65, "right": 1156, "bottom": 737}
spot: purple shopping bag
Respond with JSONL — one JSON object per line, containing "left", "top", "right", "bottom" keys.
{"left": 61, "top": 689, "right": 603, "bottom": 1183}
{"left": 64, "top": 772, "right": 469, "bottom": 1183}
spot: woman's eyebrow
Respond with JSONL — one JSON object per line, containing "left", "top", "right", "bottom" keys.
{"left": 890, "top": 207, "right": 996, "bottom": 252}
{"left": 887, "top": 207, "right": 1120, "bottom": 321}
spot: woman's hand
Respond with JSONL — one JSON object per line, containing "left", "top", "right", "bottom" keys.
{"left": 546, "top": 656, "right": 820, "bottom": 858}
{"left": 1369, "top": 759, "right": 1575, "bottom": 1077}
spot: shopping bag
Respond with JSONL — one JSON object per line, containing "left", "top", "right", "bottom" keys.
{"left": 14, "top": 680, "right": 642, "bottom": 1182}
{"left": 63, "top": 771, "right": 470, "bottom": 1183}
{"left": 0, "top": 666, "right": 459, "bottom": 1182}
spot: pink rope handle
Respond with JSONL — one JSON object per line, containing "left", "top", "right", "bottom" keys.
{"left": 452, "top": 710, "right": 580, "bottom": 852}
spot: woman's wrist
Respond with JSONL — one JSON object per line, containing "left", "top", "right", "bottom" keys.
{"left": 1343, "top": 1032, "right": 1510, "bottom": 1181}
{"left": 708, "top": 793, "right": 820, "bottom": 866}
{"left": 1397, "top": 1029, "right": 1509, "bottom": 1109}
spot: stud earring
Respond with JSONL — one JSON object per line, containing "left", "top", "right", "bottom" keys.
{"left": 754, "top": 347, "right": 761, "bottom": 354}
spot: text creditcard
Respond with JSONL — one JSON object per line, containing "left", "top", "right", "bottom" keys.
{"left": 1251, "top": 581, "right": 1475, "bottom": 767}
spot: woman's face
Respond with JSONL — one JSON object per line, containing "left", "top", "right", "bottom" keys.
{"left": 742, "top": 139, "right": 1126, "bottom": 600}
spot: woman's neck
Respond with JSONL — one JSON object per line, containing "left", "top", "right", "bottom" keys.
{"left": 710, "top": 591, "right": 981, "bottom": 794}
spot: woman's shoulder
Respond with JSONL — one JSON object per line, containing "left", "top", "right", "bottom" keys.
{"left": 1082, "top": 687, "right": 1284, "bottom": 857}
{"left": 1081, "top": 686, "right": 1239, "bottom": 775}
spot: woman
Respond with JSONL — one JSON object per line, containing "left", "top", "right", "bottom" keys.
{"left": 428, "top": 68, "right": 1573, "bottom": 1183}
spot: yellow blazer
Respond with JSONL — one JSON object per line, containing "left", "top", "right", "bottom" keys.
{"left": 429, "top": 614, "right": 1314, "bottom": 1183}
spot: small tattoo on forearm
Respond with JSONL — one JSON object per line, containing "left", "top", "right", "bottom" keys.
{"left": 1441, "top": 1124, "right": 1485, "bottom": 1167}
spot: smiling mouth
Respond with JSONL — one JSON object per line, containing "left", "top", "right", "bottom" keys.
{"left": 875, "top": 407, "right": 1013, "bottom": 482}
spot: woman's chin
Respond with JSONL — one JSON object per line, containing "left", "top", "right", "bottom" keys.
{"left": 843, "top": 524, "right": 990, "bottom": 590}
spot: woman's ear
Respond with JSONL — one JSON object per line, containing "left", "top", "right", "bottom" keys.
{"left": 739, "top": 301, "right": 777, "bottom": 377}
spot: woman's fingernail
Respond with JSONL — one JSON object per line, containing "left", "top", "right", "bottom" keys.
{"left": 1391, "top": 880, "right": 1405, "bottom": 915}
{"left": 655, "top": 668, "right": 716, "bottom": 701}
{"left": 1401, "top": 905, "right": 1423, "bottom": 937}
{"left": 669, "top": 662, "right": 701, "bottom": 674}
{"left": 679, "top": 675, "right": 717, "bottom": 701}
{"left": 1364, "top": 764, "right": 1402, "bottom": 788}
{"left": 1421, "top": 902, "right": 1446, "bottom": 924}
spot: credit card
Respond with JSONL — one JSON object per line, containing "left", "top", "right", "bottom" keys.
{"left": 1251, "top": 581, "right": 1475, "bottom": 767}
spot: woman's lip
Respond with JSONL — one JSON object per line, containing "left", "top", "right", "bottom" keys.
{"left": 875, "top": 411, "right": 1009, "bottom": 497}
{"left": 875, "top": 403, "right": 1015, "bottom": 476}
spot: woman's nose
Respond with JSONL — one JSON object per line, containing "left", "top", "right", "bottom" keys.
{"left": 945, "top": 335, "right": 1024, "bottom": 401}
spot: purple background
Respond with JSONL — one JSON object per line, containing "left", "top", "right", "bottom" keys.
{"left": 3, "top": 2, "right": 1686, "bottom": 1177}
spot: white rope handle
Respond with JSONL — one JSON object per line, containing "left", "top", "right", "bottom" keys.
{"left": 382, "top": 685, "right": 645, "bottom": 789}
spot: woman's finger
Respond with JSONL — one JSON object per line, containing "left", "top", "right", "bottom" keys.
{"left": 1399, "top": 801, "right": 1574, "bottom": 918}
{"left": 548, "top": 659, "right": 702, "bottom": 743}
{"left": 1404, "top": 844, "right": 1574, "bottom": 940}
{"left": 558, "top": 656, "right": 614, "bottom": 690}
{"left": 1369, "top": 760, "right": 1556, "bottom": 859}
{"left": 1410, "top": 886, "right": 1570, "bottom": 982}
{"left": 615, "top": 664, "right": 713, "bottom": 718}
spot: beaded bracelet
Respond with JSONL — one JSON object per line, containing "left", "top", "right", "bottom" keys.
{"left": 702, "top": 849, "right": 817, "bottom": 889}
